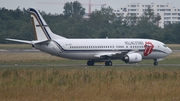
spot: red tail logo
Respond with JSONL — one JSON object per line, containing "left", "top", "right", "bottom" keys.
{"left": 144, "top": 42, "right": 154, "bottom": 56}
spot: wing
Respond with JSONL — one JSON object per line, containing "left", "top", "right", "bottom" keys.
{"left": 94, "top": 51, "right": 129, "bottom": 58}
{"left": 94, "top": 50, "right": 139, "bottom": 59}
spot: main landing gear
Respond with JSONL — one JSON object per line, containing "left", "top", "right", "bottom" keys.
{"left": 87, "top": 60, "right": 94, "bottom": 66}
{"left": 153, "top": 59, "right": 158, "bottom": 66}
{"left": 87, "top": 60, "right": 113, "bottom": 66}
{"left": 105, "top": 60, "right": 113, "bottom": 66}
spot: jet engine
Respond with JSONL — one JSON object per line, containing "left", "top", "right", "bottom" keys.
{"left": 122, "top": 53, "right": 142, "bottom": 63}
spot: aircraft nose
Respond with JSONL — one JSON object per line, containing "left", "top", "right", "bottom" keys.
{"left": 167, "top": 47, "right": 172, "bottom": 54}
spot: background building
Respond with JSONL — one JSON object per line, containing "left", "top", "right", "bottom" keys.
{"left": 113, "top": 3, "right": 180, "bottom": 28}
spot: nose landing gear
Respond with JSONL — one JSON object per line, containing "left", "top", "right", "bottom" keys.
{"left": 154, "top": 59, "right": 158, "bottom": 66}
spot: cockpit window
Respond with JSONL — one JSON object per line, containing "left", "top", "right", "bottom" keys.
{"left": 163, "top": 45, "right": 167, "bottom": 47}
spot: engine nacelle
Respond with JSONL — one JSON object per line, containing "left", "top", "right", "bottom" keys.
{"left": 122, "top": 53, "right": 142, "bottom": 63}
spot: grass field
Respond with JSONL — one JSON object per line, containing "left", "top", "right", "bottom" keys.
{"left": 0, "top": 44, "right": 32, "bottom": 49}
{"left": 0, "top": 66, "right": 180, "bottom": 101}
{"left": 0, "top": 44, "right": 180, "bottom": 101}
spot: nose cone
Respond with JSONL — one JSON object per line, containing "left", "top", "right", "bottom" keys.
{"left": 167, "top": 47, "right": 172, "bottom": 55}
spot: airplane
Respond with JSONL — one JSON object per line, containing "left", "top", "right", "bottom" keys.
{"left": 6, "top": 8, "right": 172, "bottom": 66}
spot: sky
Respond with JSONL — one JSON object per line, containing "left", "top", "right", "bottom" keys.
{"left": 1, "top": 0, "right": 180, "bottom": 14}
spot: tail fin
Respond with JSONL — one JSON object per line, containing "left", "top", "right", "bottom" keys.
{"left": 30, "top": 8, "right": 66, "bottom": 41}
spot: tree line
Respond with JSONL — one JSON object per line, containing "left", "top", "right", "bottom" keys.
{"left": 1, "top": 1, "right": 180, "bottom": 44}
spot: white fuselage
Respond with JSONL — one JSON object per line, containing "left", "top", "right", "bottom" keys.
{"left": 34, "top": 38, "right": 172, "bottom": 61}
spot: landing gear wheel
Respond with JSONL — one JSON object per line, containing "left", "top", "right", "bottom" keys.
{"left": 154, "top": 61, "right": 158, "bottom": 66}
{"left": 87, "top": 60, "right": 94, "bottom": 66}
{"left": 105, "top": 61, "right": 113, "bottom": 66}
{"left": 153, "top": 59, "right": 158, "bottom": 66}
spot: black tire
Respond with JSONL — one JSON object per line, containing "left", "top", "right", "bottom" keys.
{"left": 105, "top": 61, "right": 113, "bottom": 66}
{"left": 87, "top": 60, "right": 94, "bottom": 66}
{"left": 154, "top": 62, "right": 158, "bottom": 66}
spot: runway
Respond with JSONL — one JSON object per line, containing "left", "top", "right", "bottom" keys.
{"left": 0, "top": 63, "right": 180, "bottom": 68}
{"left": 0, "top": 49, "right": 179, "bottom": 67}
{"left": 0, "top": 49, "right": 40, "bottom": 53}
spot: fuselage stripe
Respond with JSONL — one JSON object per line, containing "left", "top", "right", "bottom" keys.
{"left": 58, "top": 48, "right": 168, "bottom": 55}
{"left": 52, "top": 40, "right": 65, "bottom": 52}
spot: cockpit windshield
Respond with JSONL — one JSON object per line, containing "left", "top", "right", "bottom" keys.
{"left": 163, "top": 45, "right": 167, "bottom": 47}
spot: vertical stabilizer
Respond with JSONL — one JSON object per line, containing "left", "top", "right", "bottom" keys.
{"left": 30, "top": 8, "right": 66, "bottom": 41}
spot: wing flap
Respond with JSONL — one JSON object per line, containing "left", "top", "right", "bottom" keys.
{"left": 94, "top": 52, "right": 127, "bottom": 58}
{"left": 94, "top": 50, "right": 136, "bottom": 58}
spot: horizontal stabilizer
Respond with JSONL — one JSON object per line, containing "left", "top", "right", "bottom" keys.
{"left": 32, "top": 40, "right": 50, "bottom": 44}
{"left": 6, "top": 38, "right": 31, "bottom": 44}
{"left": 6, "top": 38, "right": 50, "bottom": 45}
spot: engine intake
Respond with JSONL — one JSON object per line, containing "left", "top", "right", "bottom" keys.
{"left": 122, "top": 53, "right": 142, "bottom": 63}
